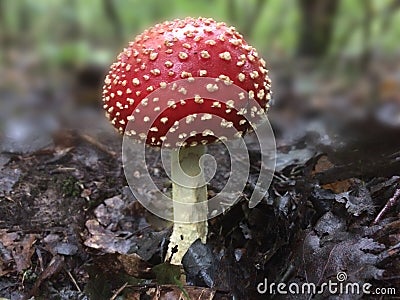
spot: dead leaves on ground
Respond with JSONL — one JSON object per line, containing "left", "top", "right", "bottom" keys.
{"left": 302, "top": 212, "right": 384, "bottom": 283}
{"left": 125, "top": 285, "right": 218, "bottom": 300}
{"left": 84, "top": 192, "right": 168, "bottom": 259}
{"left": 312, "top": 155, "right": 354, "bottom": 193}
{"left": 0, "top": 230, "right": 36, "bottom": 276}
{"left": 83, "top": 190, "right": 235, "bottom": 299}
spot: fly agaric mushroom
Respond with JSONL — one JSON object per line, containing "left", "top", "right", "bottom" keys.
{"left": 102, "top": 17, "right": 271, "bottom": 265}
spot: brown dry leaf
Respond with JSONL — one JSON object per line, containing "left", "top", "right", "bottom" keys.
{"left": 313, "top": 155, "right": 354, "bottom": 193}
{"left": 117, "top": 253, "right": 153, "bottom": 278}
{"left": 0, "top": 231, "right": 15, "bottom": 276}
{"left": 322, "top": 179, "right": 354, "bottom": 193}
{"left": 125, "top": 285, "right": 216, "bottom": 300}
{"left": 313, "top": 155, "right": 334, "bottom": 173}
{"left": 0, "top": 230, "right": 36, "bottom": 273}
{"left": 84, "top": 219, "right": 132, "bottom": 254}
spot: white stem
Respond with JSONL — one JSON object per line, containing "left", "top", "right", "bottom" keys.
{"left": 166, "top": 145, "right": 208, "bottom": 265}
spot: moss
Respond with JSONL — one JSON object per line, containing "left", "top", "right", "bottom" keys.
{"left": 60, "top": 176, "right": 81, "bottom": 198}
{"left": 22, "top": 268, "right": 38, "bottom": 284}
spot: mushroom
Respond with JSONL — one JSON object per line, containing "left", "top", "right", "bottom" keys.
{"left": 102, "top": 17, "right": 271, "bottom": 265}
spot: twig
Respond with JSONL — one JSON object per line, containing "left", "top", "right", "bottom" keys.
{"left": 373, "top": 188, "right": 400, "bottom": 225}
{"left": 79, "top": 133, "right": 116, "bottom": 157}
{"left": 49, "top": 167, "right": 77, "bottom": 174}
{"left": 280, "top": 264, "right": 295, "bottom": 283}
{"left": 3, "top": 196, "right": 16, "bottom": 203}
{"left": 66, "top": 269, "right": 82, "bottom": 292}
{"left": 35, "top": 247, "right": 44, "bottom": 272}
{"left": 27, "top": 255, "right": 64, "bottom": 299}
{"left": 110, "top": 282, "right": 128, "bottom": 300}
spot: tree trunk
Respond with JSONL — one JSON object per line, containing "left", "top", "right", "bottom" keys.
{"left": 297, "top": 0, "right": 340, "bottom": 58}
{"left": 102, "top": 0, "right": 123, "bottom": 43}
{"left": 226, "top": 0, "right": 268, "bottom": 37}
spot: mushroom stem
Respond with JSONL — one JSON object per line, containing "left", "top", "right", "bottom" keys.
{"left": 167, "top": 145, "right": 208, "bottom": 265}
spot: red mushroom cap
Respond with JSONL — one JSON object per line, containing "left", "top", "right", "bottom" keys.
{"left": 102, "top": 17, "right": 271, "bottom": 147}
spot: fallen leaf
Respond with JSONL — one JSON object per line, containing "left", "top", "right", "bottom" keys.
{"left": 117, "top": 253, "right": 153, "bottom": 278}
{"left": 313, "top": 155, "right": 354, "bottom": 193}
{"left": 313, "top": 155, "right": 334, "bottom": 173}
{"left": 183, "top": 240, "right": 215, "bottom": 288}
{"left": 298, "top": 211, "right": 384, "bottom": 297}
{"left": 0, "top": 168, "right": 21, "bottom": 197}
{"left": 276, "top": 148, "right": 315, "bottom": 172}
{"left": 0, "top": 230, "right": 36, "bottom": 273}
{"left": 335, "top": 181, "right": 375, "bottom": 216}
{"left": 84, "top": 219, "right": 132, "bottom": 254}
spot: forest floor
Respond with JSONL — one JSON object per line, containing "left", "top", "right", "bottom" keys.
{"left": 1, "top": 60, "right": 400, "bottom": 299}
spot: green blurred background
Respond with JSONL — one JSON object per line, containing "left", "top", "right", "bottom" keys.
{"left": 2, "top": 0, "right": 399, "bottom": 67}
{"left": 1, "top": 0, "right": 400, "bottom": 143}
